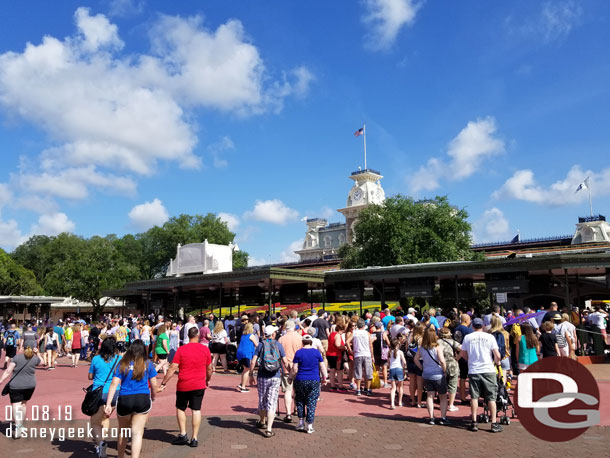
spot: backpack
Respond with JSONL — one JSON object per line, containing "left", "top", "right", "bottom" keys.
{"left": 5, "top": 330, "right": 16, "bottom": 347}
{"left": 228, "top": 325, "right": 237, "bottom": 343}
{"left": 493, "top": 331, "right": 506, "bottom": 359}
{"left": 261, "top": 339, "right": 281, "bottom": 372}
{"left": 179, "top": 325, "right": 186, "bottom": 342}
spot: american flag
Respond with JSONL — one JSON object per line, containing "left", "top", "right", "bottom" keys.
{"left": 354, "top": 127, "right": 364, "bottom": 137}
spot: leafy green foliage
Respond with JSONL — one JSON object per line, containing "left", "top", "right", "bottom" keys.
{"left": 340, "top": 195, "right": 480, "bottom": 268}
{"left": 0, "top": 248, "right": 42, "bottom": 295}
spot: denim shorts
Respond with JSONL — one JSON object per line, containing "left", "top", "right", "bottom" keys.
{"left": 500, "top": 358, "right": 511, "bottom": 372}
{"left": 388, "top": 367, "right": 405, "bottom": 381}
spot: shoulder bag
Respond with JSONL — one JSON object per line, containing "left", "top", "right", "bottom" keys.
{"left": 81, "top": 355, "right": 120, "bottom": 416}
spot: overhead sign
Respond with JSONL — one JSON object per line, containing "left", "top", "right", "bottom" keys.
{"left": 496, "top": 292, "right": 508, "bottom": 303}
{"left": 280, "top": 284, "right": 309, "bottom": 304}
{"left": 400, "top": 278, "right": 434, "bottom": 298}
{"left": 485, "top": 272, "right": 529, "bottom": 293}
{"left": 327, "top": 282, "right": 362, "bottom": 301}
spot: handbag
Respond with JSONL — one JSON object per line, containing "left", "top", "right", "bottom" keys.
{"left": 370, "top": 364, "right": 381, "bottom": 389}
{"left": 2, "top": 358, "right": 33, "bottom": 396}
{"left": 81, "top": 355, "right": 119, "bottom": 416}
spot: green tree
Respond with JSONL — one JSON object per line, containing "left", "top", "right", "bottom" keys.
{"left": 0, "top": 249, "right": 42, "bottom": 295}
{"left": 11, "top": 235, "right": 53, "bottom": 284}
{"left": 44, "top": 236, "right": 140, "bottom": 315}
{"left": 339, "top": 195, "right": 480, "bottom": 268}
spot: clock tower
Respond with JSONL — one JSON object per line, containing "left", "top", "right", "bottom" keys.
{"left": 337, "top": 168, "right": 385, "bottom": 242}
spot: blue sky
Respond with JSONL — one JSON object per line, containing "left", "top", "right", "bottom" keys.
{"left": 0, "top": 0, "right": 609, "bottom": 264}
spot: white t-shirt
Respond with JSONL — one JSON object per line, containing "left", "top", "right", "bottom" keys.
{"left": 183, "top": 322, "right": 198, "bottom": 345}
{"left": 589, "top": 312, "right": 606, "bottom": 328}
{"left": 211, "top": 330, "right": 228, "bottom": 344}
{"left": 461, "top": 331, "right": 498, "bottom": 375}
{"left": 352, "top": 329, "right": 371, "bottom": 358}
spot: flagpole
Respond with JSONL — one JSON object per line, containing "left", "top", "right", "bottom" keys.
{"left": 588, "top": 186, "right": 593, "bottom": 217}
{"left": 362, "top": 123, "right": 367, "bottom": 170}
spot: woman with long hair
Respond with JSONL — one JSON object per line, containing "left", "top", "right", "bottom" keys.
{"left": 407, "top": 322, "right": 425, "bottom": 407}
{"left": 71, "top": 323, "right": 83, "bottom": 367}
{"left": 415, "top": 326, "right": 449, "bottom": 425}
{"left": 0, "top": 345, "right": 43, "bottom": 438}
{"left": 154, "top": 324, "right": 170, "bottom": 375}
{"left": 236, "top": 322, "right": 258, "bottom": 392}
{"left": 89, "top": 337, "right": 121, "bottom": 458}
{"left": 489, "top": 316, "right": 511, "bottom": 384}
{"left": 105, "top": 340, "right": 159, "bottom": 458}
{"left": 210, "top": 320, "right": 229, "bottom": 373}
{"left": 44, "top": 326, "right": 59, "bottom": 370}
{"left": 168, "top": 322, "right": 180, "bottom": 363}
{"left": 37, "top": 326, "right": 47, "bottom": 366}
{"left": 515, "top": 322, "right": 539, "bottom": 371}
{"left": 372, "top": 321, "right": 391, "bottom": 388}
{"left": 80, "top": 324, "right": 90, "bottom": 361}
{"left": 388, "top": 338, "right": 406, "bottom": 409}
{"left": 141, "top": 320, "right": 151, "bottom": 352}
{"left": 344, "top": 315, "right": 359, "bottom": 389}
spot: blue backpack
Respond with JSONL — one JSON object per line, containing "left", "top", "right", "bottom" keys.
{"left": 493, "top": 331, "right": 506, "bottom": 359}
{"left": 262, "top": 339, "right": 281, "bottom": 372}
{"left": 5, "top": 330, "right": 16, "bottom": 347}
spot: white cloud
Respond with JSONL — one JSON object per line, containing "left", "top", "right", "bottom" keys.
{"left": 128, "top": 198, "right": 169, "bottom": 230}
{"left": 218, "top": 212, "right": 240, "bottom": 231}
{"left": 409, "top": 117, "right": 505, "bottom": 193}
{"left": 244, "top": 199, "right": 299, "bottom": 225}
{"left": 0, "top": 218, "right": 25, "bottom": 250}
{"left": 15, "top": 166, "right": 136, "bottom": 200}
{"left": 540, "top": 1, "right": 582, "bottom": 42}
{"left": 0, "top": 184, "right": 12, "bottom": 209}
{"left": 75, "top": 7, "right": 123, "bottom": 52}
{"left": 279, "top": 240, "right": 303, "bottom": 263}
{"left": 247, "top": 256, "right": 268, "bottom": 266}
{"left": 362, "top": 0, "right": 420, "bottom": 51}
{"left": 208, "top": 136, "right": 234, "bottom": 168}
{"left": 108, "top": 0, "right": 145, "bottom": 17}
{"left": 492, "top": 166, "right": 610, "bottom": 207}
{"left": 0, "top": 8, "right": 312, "bottom": 213}
{"left": 320, "top": 206, "right": 335, "bottom": 220}
{"left": 472, "top": 208, "right": 511, "bottom": 243}
{"left": 31, "top": 212, "right": 75, "bottom": 236}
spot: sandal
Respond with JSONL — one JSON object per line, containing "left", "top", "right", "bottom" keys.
{"left": 256, "top": 421, "right": 266, "bottom": 429}
{"left": 263, "top": 430, "right": 275, "bottom": 438}
{"left": 283, "top": 415, "right": 292, "bottom": 423}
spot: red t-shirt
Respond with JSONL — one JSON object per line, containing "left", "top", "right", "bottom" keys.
{"left": 327, "top": 331, "right": 342, "bottom": 357}
{"left": 173, "top": 342, "right": 212, "bottom": 392}
{"left": 72, "top": 331, "right": 82, "bottom": 350}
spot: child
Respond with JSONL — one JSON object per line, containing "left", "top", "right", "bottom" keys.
{"left": 388, "top": 339, "right": 406, "bottom": 409}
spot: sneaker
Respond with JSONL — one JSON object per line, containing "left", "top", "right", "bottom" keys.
{"left": 14, "top": 424, "right": 23, "bottom": 439}
{"left": 448, "top": 405, "right": 459, "bottom": 412}
{"left": 296, "top": 422, "right": 305, "bottom": 432}
{"left": 428, "top": 418, "right": 435, "bottom": 425}
{"left": 172, "top": 434, "right": 189, "bottom": 445}
{"left": 306, "top": 424, "right": 315, "bottom": 434}
{"left": 189, "top": 438, "right": 199, "bottom": 447}
{"left": 355, "top": 390, "right": 362, "bottom": 396}
{"left": 96, "top": 441, "right": 107, "bottom": 458}
{"left": 491, "top": 423, "right": 504, "bottom": 433}
{"left": 437, "top": 417, "right": 451, "bottom": 426}
{"left": 469, "top": 421, "right": 478, "bottom": 432}
{"left": 240, "top": 387, "right": 250, "bottom": 393}
{"left": 366, "top": 390, "right": 373, "bottom": 396}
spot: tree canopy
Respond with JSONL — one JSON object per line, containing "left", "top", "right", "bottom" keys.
{"left": 9, "top": 212, "right": 249, "bottom": 312}
{"left": 0, "top": 248, "right": 41, "bottom": 296}
{"left": 339, "top": 195, "right": 480, "bottom": 268}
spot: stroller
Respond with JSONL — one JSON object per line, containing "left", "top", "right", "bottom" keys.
{"left": 477, "top": 366, "right": 515, "bottom": 425}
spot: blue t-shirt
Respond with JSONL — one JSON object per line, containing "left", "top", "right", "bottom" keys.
{"left": 89, "top": 354, "right": 121, "bottom": 394}
{"left": 255, "top": 340, "right": 286, "bottom": 379}
{"left": 382, "top": 315, "right": 394, "bottom": 329}
{"left": 4, "top": 330, "right": 20, "bottom": 346}
{"left": 453, "top": 325, "right": 473, "bottom": 344}
{"left": 293, "top": 347, "right": 323, "bottom": 381}
{"left": 114, "top": 361, "right": 157, "bottom": 396}
{"left": 54, "top": 326, "right": 64, "bottom": 342}
{"left": 428, "top": 316, "right": 440, "bottom": 329}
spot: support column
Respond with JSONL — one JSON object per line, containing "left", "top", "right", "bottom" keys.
{"left": 454, "top": 275, "right": 459, "bottom": 309}
{"left": 219, "top": 283, "right": 223, "bottom": 320}
{"left": 564, "top": 269, "right": 570, "bottom": 310}
{"left": 268, "top": 279, "right": 273, "bottom": 316}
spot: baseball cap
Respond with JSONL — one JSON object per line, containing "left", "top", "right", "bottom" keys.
{"left": 408, "top": 308, "right": 416, "bottom": 314}
{"left": 551, "top": 313, "right": 562, "bottom": 321}
{"left": 264, "top": 325, "right": 279, "bottom": 336}
{"left": 302, "top": 334, "right": 313, "bottom": 342}
{"left": 472, "top": 318, "right": 484, "bottom": 328}
{"left": 285, "top": 320, "right": 296, "bottom": 331}
{"left": 374, "top": 321, "right": 383, "bottom": 329}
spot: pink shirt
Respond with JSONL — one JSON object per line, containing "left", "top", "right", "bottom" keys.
{"left": 279, "top": 330, "right": 303, "bottom": 363}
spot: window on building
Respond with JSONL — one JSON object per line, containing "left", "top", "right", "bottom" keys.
{"left": 338, "top": 233, "right": 345, "bottom": 245}
{"left": 323, "top": 235, "right": 332, "bottom": 247}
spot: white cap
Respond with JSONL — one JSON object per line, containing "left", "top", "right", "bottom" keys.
{"left": 264, "top": 325, "right": 279, "bottom": 336}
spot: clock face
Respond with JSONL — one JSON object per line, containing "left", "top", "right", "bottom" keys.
{"left": 353, "top": 189, "right": 363, "bottom": 201}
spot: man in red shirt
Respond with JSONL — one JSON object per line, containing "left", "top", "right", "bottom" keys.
{"left": 160, "top": 326, "right": 213, "bottom": 448}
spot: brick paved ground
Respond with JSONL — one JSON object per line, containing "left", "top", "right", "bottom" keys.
{"left": 1, "top": 415, "right": 608, "bottom": 458}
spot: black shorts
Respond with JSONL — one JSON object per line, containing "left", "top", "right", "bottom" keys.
{"left": 210, "top": 342, "right": 227, "bottom": 354}
{"left": 9, "top": 387, "right": 35, "bottom": 403}
{"left": 156, "top": 353, "right": 168, "bottom": 360}
{"left": 5, "top": 346, "right": 17, "bottom": 358}
{"left": 117, "top": 394, "right": 152, "bottom": 417}
{"left": 239, "top": 358, "right": 251, "bottom": 368}
{"left": 327, "top": 355, "right": 340, "bottom": 370}
{"left": 407, "top": 360, "right": 423, "bottom": 377}
{"left": 176, "top": 389, "right": 205, "bottom": 411}
{"left": 458, "top": 358, "right": 469, "bottom": 379}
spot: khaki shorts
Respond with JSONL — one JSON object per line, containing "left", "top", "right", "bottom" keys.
{"left": 446, "top": 370, "right": 458, "bottom": 394}
{"left": 281, "top": 372, "right": 294, "bottom": 396}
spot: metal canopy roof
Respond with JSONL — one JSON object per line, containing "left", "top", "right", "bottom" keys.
{"left": 326, "top": 252, "right": 610, "bottom": 283}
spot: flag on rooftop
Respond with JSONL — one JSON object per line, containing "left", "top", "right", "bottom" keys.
{"left": 510, "top": 233, "right": 520, "bottom": 243}
{"left": 575, "top": 177, "right": 589, "bottom": 193}
{"left": 354, "top": 127, "right": 364, "bottom": 137}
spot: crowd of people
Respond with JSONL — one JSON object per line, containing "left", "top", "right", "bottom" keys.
{"left": 0, "top": 301, "right": 608, "bottom": 457}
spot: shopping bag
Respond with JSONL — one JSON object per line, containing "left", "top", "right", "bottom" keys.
{"left": 371, "top": 365, "right": 381, "bottom": 389}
